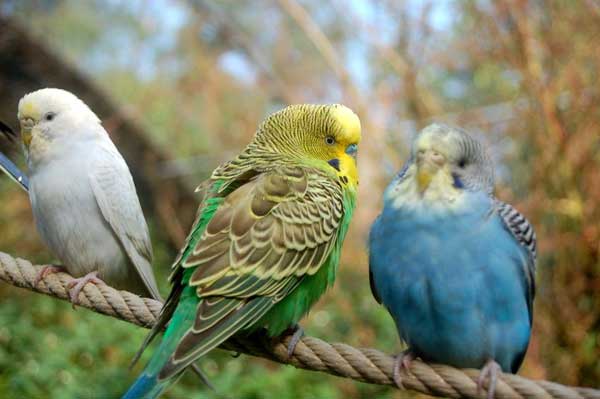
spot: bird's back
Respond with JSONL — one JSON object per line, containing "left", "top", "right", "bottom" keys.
{"left": 369, "top": 192, "right": 531, "bottom": 372}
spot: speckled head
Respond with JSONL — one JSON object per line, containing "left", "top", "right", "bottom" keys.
{"left": 254, "top": 104, "right": 362, "bottom": 187}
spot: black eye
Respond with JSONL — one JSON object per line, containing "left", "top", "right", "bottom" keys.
{"left": 44, "top": 112, "right": 56, "bottom": 121}
{"left": 325, "top": 136, "right": 335, "bottom": 145}
{"left": 458, "top": 158, "right": 467, "bottom": 168}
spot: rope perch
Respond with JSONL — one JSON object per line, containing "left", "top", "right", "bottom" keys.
{"left": 0, "top": 251, "right": 598, "bottom": 399}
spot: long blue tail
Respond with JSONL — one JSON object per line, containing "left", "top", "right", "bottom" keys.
{"left": 122, "top": 373, "right": 168, "bottom": 399}
{"left": 122, "top": 291, "right": 197, "bottom": 399}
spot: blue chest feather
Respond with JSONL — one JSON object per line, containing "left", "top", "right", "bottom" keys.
{"left": 369, "top": 192, "right": 531, "bottom": 372}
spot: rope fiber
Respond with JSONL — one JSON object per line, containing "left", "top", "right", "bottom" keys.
{"left": 0, "top": 251, "right": 598, "bottom": 399}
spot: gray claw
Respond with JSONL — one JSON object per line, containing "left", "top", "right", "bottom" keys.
{"left": 392, "top": 350, "right": 415, "bottom": 389}
{"left": 286, "top": 324, "right": 304, "bottom": 359}
{"left": 477, "top": 360, "right": 501, "bottom": 399}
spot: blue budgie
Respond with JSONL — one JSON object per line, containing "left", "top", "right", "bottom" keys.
{"left": 369, "top": 124, "right": 536, "bottom": 399}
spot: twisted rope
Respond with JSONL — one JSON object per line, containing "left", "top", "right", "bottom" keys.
{"left": 0, "top": 251, "right": 597, "bottom": 399}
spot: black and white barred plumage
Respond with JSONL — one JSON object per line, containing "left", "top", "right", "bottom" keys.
{"left": 495, "top": 200, "right": 537, "bottom": 260}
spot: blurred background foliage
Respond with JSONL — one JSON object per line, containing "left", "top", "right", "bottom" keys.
{"left": 0, "top": 0, "right": 598, "bottom": 398}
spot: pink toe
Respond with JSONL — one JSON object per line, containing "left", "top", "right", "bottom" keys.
{"left": 66, "top": 271, "right": 105, "bottom": 305}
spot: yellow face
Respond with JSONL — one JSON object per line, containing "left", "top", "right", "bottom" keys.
{"left": 321, "top": 105, "right": 361, "bottom": 187}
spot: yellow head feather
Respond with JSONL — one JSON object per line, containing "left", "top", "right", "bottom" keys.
{"left": 18, "top": 100, "right": 41, "bottom": 121}
{"left": 330, "top": 105, "right": 361, "bottom": 145}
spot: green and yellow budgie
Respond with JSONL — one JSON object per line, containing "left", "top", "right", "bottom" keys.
{"left": 123, "top": 104, "right": 361, "bottom": 398}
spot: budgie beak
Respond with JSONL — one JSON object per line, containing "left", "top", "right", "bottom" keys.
{"left": 18, "top": 100, "right": 40, "bottom": 150}
{"left": 416, "top": 149, "right": 446, "bottom": 192}
{"left": 19, "top": 117, "right": 35, "bottom": 149}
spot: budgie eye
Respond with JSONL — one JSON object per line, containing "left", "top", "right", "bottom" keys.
{"left": 458, "top": 158, "right": 467, "bottom": 168}
{"left": 44, "top": 112, "right": 56, "bottom": 122}
{"left": 325, "top": 136, "right": 336, "bottom": 145}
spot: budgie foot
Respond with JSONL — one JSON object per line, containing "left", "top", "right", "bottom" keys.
{"left": 283, "top": 324, "right": 304, "bottom": 359}
{"left": 477, "top": 360, "right": 501, "bottom": 399}
{"left": 392, "top": 350, "right": 415, "bottom": 389}
{"left": 34, "top": 265, "right": 67, "bottom": 287}
{"left": 67, "top": 271, "right": 105, "bottom": 305}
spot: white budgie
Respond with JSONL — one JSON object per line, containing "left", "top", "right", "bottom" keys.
{"left": 16, "top": 88, "right": 161, "bottom": 303}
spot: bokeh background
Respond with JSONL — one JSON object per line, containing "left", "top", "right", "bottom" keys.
{"left": 0, "top": 1, "right": 598, "bottom": 398}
